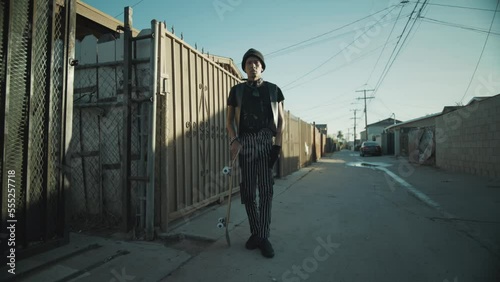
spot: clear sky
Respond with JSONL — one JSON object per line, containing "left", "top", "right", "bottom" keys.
{"left": 81, "top": 0, "right": 500, "bottom": 140}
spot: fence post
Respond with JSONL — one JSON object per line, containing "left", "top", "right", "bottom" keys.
{"left": 312, "top": 122, "right": 317, "bottom": 162}
{"left": 145, "top": 20, "right": 159, "bottom": 240}
{"left": 61, "top": 0, "right": 77, "bottom": 237}
{"left": 121, "top": 7, "right": 133, "bottom": 232}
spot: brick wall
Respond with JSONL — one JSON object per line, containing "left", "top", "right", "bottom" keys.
{"left": 435, "top": 95, "right": 500, "bottom": 178}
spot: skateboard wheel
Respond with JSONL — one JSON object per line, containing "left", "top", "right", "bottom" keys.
{"left": 217, "top": 222, "right": 224, "bottom": 228}
{"left": 222, "top": 166, "right": 231, "bottom": 175}
{"left": 218, "top": 217, "right": 224, "bottom": 223}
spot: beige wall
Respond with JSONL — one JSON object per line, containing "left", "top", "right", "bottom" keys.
{"left": 367, "top": 125, "right": 386, "bottom": 143}
{"left": 435, "top": 95, "right": 500, "bottom": 178}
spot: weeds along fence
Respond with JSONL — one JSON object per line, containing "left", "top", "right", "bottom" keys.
{"left": 70, "top": 15, "right": 326, "bottom": 238}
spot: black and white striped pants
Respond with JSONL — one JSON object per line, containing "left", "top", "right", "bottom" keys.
{"left": 238, "top": 129, "right": 274, "bottom": 239}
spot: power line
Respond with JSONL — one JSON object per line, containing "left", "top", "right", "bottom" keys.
{"left": 115, "top": 0, "right": 146, "bottom": 18}
{"left": 323, "top": 112, "right": 353, "bottom": 126}
{"left": 301, "top": 104, "right": 353, "bottom": 122}
{"left": 281, "top": 5, "right": 399, "bottom": 90}
{"left": 297, "top": 95, "right": 353, "bottom": 113}
{"left": 365, "top": 4, "right": 405, "bottom": 85}
{"left": 460, "top": 0, "right": 500, "bottom": 104}
{"left": 265, "top": 13, "right": 409, "bottom": 60}
{"left": 362, "top": 1, "right": 427, "bottom": 125}
{"left": 283, "top": 37, "right": 400, "bottom": 92}
{"left": 372, "top": 0, "right": 426, "bottom": 95}
{"left": 371, "top": 1, "right": 421, "bottom": 92}
{"left": 407, "top": 1, "right": 499, "bottom": 12}
{"left": 397, "top": 2, "right": 428, "bottom": 55}
{"left": 371, "top": 96, "right": 395, "bottom": 117}
{"left": 388, "top": 2, "right": 426, "bottom": 58}
{"left": 265, "top": 5, "right": 397, "bottom": 58}
{"left": 266, "top": 29, "right": 354, "bottom": 60}
{"left": 420, "top": 17, "right": 500, "bottom": 36}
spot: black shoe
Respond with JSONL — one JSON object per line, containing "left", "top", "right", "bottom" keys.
{"left": 259, "top": 238, "right": 275, "bottom": 258}
{"left": 245, "top": 234, "right": 261, "bottom": 250}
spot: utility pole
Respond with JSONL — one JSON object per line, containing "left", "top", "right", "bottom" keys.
{"left": 356, "top": 89, "right": 374, "bottom": 141}
{"left": 350, "top": 109, "right": 360, "bottom": 146}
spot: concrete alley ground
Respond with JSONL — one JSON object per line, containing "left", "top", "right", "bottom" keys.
{"left": 2, "top": 150, "right": 499, "bottom": 282}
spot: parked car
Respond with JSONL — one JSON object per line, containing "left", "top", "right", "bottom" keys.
{"left": 359, "top": 141, "right": 382, "bottom": 157}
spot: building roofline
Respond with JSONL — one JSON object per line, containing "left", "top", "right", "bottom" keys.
{"left": 384, "top": 112, "right": 442, "bottom": 131}
{"left": 209, "top": 54, "right": 243, "bottom": 79}
{"left": 367, "top": 117, "right": 402, "bottom": 127}
{"left": 467, "top": 94, "right": 500, "bottom": 105}
{"left": 385, "top": 94, "right": 500, "bottom": 131}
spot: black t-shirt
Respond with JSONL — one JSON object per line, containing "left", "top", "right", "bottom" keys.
{"left": 227, "top": 82, "right": 285, "bottom": 134}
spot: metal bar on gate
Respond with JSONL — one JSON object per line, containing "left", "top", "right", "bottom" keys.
{"left": 158, "top": 22, "right": 169, "bottom": 232}
{"left": 131, "top": 33, "right": 153, "bottom": 42}
{"left": 73, "top": 101, "right": 123, "bottom": 109}
{"left": 59, "top": 0, "right": 76, "bottom": 237}
{"left": 121, "top": 7, "right": 133, "bottom": 232}
{"left": 74, "top": 58, "right": 149, "bottom": 70}
{"left": 137, "top": 102, "right": 146, "bottom": 230}
{"left": 145, "top": 20, "right": 159, "bottom": 240}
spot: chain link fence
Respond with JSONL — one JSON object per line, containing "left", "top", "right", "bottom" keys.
{"left": 70, "top": 33, "right": 153, "bottom": 235}
{"left": 71, "top": 39, "right": 123, "bottom": 231}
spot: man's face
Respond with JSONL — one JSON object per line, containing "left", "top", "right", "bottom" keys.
{"left": 244, "top": 56, "right": 263, "bottom": 80}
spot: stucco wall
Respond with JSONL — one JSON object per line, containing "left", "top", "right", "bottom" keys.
{"left": 367, "top": 125, "right": 385, "bottom": 143}
{"left": 435, "top": 95, "right": 500, "bottom": 178}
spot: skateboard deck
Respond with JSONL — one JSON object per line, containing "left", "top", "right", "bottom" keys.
{"left": 217, "top": 148, "right": 240, "bottom": 246}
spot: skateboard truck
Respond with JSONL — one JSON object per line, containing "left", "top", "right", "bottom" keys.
{"left": 222, "top": 166, "right": 231, "bottom": 175}
{"left": 217, "top": 217, "right": 226, "bottom": 229}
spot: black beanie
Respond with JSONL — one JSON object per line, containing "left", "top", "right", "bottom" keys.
{"left": 241, "top": 48, "right": 266, "bottom": 71}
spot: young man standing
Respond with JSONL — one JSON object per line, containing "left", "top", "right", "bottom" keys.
{"left": 226, "top": 48, "right": 285, "bottom": 258}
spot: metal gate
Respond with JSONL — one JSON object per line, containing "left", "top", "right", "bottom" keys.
{"left": 0, "top": 0, "right": 76, "bottom": 262}
{"left": 69, "top": 8, "right": 157, "bottom": 239}
{"left": 382, "top": 131, "right": 395, "bottom": 155}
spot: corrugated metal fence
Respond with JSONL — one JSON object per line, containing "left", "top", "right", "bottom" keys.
{"left": 154, "top": 22, "right": 239, "bottom": 231}
{"left": 71, "top": 15, "right": 326, "bottom": 237}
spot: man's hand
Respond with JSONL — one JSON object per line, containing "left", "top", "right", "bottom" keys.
{"left": 269, "top": 145, "right": 281, "bottom": 168}
{"left": 231, "top": 141, "right": 242, "bottom": 161}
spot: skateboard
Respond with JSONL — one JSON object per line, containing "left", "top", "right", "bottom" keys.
{"left": 217, "top": 148, "right": 240, "bottom": 246}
